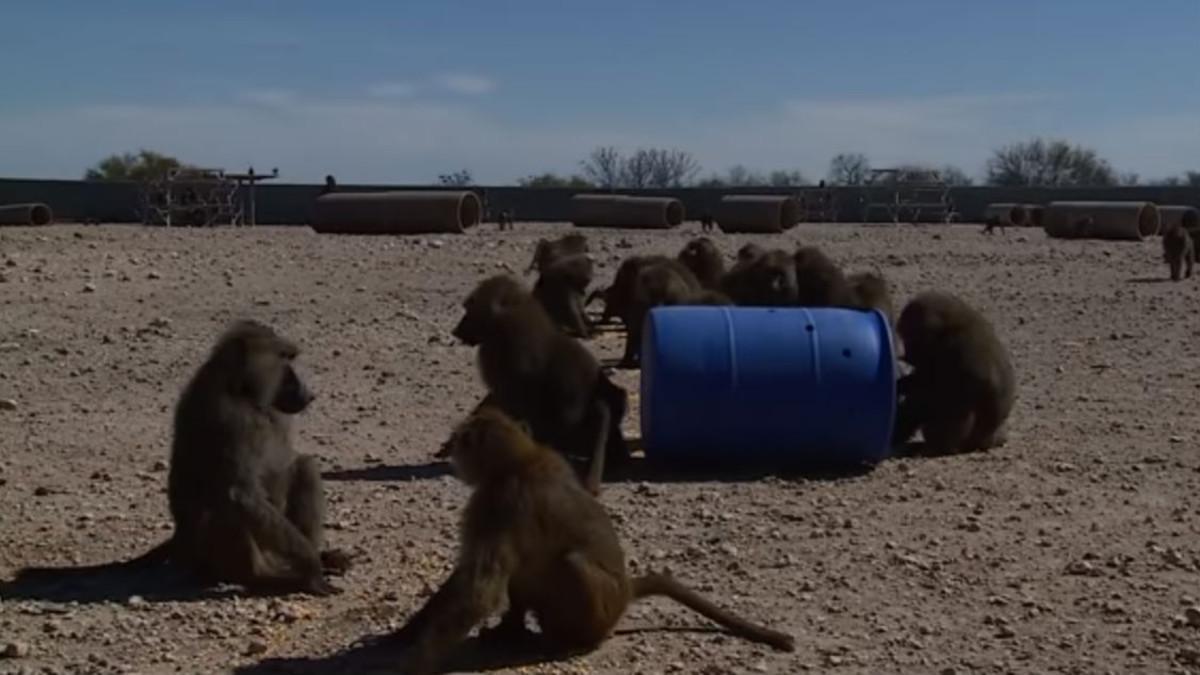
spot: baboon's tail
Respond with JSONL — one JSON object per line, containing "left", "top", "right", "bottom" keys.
{"left": 12, "top": 538, "right": 173, "bottom": 583}
{"left": 631, "top": 572, "right": 796, "bottom": 652}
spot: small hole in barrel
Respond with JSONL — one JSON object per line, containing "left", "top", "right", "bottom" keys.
{"left": 842, "top": 348, "right": 852, "bottom": 358}
{"left": 805, "top": 324, "right": 814, "bottom": 332}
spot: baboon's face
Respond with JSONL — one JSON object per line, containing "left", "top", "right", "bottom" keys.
{"left": 273, "top": 361, "right": 314, "bottom": 414}
{"left": 218, "top": 320, "right": 315, "bottom": 414}
{"left": 680, "top": 238, "right": 717, "bottom": 264}
{"left": 452, "top": 277, "right": 522, "bottom": 346}
{"left": 441, "top": 409, "right": 529, "bottom": 485}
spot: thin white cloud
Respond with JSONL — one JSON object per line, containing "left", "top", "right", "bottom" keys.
{"left": 1, "top": 90, "right": 1195, "bottom": 184}
{"left": 367, "top": 82, "right": 417, "bottom": 98}
{"left": 435, "top": 73, "right": 497, "bottom": 95}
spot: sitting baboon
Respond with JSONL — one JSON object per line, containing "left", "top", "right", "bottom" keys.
{"left": 792, "top": 246, "right": 856, "bottom": 307}
{"left": 13, "top": 320, "right": 349, "bottom": 595}
{"left": 1163, "top": 225, "right": 1195, "bottom": 281}
{"left": 847, "top": 271, "right": 895, "bottom": 325}
{"left": 735, "top": 242, "right": 767, "bottom": 266}
{"left": 526, "top": 233, "right": 588, "bottom": 273}
{"left": 533, "top": 253, "right": 594, "bottom": 338}
{"left": 448, "top": 275, "right": 629, "bottom": 492}
{"left": 321, "top": 174, "right": 337, "bottom": 195}
{"left": 677, "top": 237, "right": 725, "bottom": 291}
{"left": 893, "top": 292, "right": 1016, "bottom": 456}
{"left": 586, "top": 254, "right": 677, "bottom": 325}
{"left": 394, "top": 407, "right": 795, "bottom": 674}
{"left": 619, "top": 259, "right": 730, "bottom": 368}
{"left": 721, "top": 248, "right": 798, "bottom": 306}
{"left": 496, "top": 209, "right": 514, "bottom": 231}
{"left": 699, "top": 210, "right": 715, "bottom": 233}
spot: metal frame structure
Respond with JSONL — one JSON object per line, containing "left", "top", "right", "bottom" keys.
{"left": 860, "top": 167, "right": 959, "bottom": 224}
{"left": 138, "top": 166, "right": 278, "bottom": 227}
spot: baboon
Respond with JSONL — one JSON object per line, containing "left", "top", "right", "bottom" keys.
{"left": 448, "top": 275, "right": 629, "bottom": 492}
{"left": 586, "top": 254, "right": 676, "bottom": 326}
{"left": 721, "top": 248, "right": 798, "bottom": 306}
{"left": 619, "top": 259, "right": 729, "bottom": 368}
{"left": 1162, "top": 225, "right": 1195, "bottom": 281}
{"left": 395, "top": 407, "right": 795, "bottom": 674}
{"left": 527, "top": 233, "right": 589, "bottom": 273}
{"left": 735, "top": 242, "right": 767, "bottom": 266}
{"left": 321, "top": 174, "right": 337, "bottom": 195}
{"left": 677, "top": 236, "right": 725, "bottom": 291}
{"left": 496, "top": 209, "right": 514, "bottom": 231}
{"left": 14, "top": 320, "right": 349, "bottom": 595}
{"left": 792, "top": 246, "right": 856, "bottom": 307}
{"left": 699, "top": 210, "right": 715, "bottom": 232}
{"left": 847, "top": 271, "right": 896, "bottom": 326}
{"left": 533, "top": 253, "right": 594, "bottom": 338}
{"left": 892, "top": 291, "right": 1016, "bottom": 456}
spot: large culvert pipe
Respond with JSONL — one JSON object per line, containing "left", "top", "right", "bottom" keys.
{"left": 1159, "top": 206, "right": 1200, "bottom": 233}
{"left": 570, "top": 194, "right": 684, "bottom": 229}
{"left": 1044, "top": 201, "right": 1160, "bottom": 241}
{"left": 0, "top": 203, "right": 53, "bottom": 226}
{"left": 1021, "top": 204, "right": 1045, "bottom": 228}
{"left": 715, "top": 195, "right": 799, "bottom": 234}
{"left": 311, "top": 191, "right": 481, "bottom": 235}
{"left": 983, "top": 203, "right": 1028, "bottom": 228}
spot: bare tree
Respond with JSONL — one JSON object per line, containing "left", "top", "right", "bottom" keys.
{"left": 768, "top": 169, "right": 806, "bottom": 186}
{"left": 580, "top": 146, "right": 624, "bottom": 189}
{"left": 438, "top": 169, "right": 474, "bottom": 186}
{"left": 1119, "top": 171, "right": 1140, "bottom": 186}
{"left": 85, "top": 149, "right": 185, "bottom": 181}
{"left": 724, "top": 165, "right": 767, "bottom": 187}
{"left": 936, "top": 164, "right": 973, "bottom": 186}
{"left": 517, "top": 172, "right": 593, "bottom": 188}
{"left": 646, "top": 148, "right": 701, "bottom": 188}
{"left": 827, "top": 153, "right": 870, "bottom": 185}
{"left": 622, "top": 148, "right": 655, "bottom": 189}
{"left": 985, "top": 138, "right": 1117, "bottom": 187}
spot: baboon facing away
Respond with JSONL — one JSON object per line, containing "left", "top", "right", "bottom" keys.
{"left": 847, "top": 270, "right": 896, "bottom": 325}
{"left": 1163, "top": 225, "right": 1195, "bottom": 281}
{"left": 449, "top": 274, "right": 629, "bottom": 491}
{"left": 533, "top": 253, "right": 594, "bottom": 338}
{"left": 619, "top": 258, "right": 729, "bottom": 368}
{"left": 792, "top": 246, "right": 856, "bottom": 307}
{"left": 721, "top": 248, "right": 798, "bottom": 306}
{"left": 677, "top": 236, "right": 725, "bottom": 291}
{"left": 394, "top": 407, "right": 795, "bottom": 674}
{"left": 13, "top": 320, "right": 349, "bottom": 595}
{"left": 527, "top": 233, "right": 589, "bottom": 273}
{"left": 893, "top": 291, "right": 1016, "bottom": 456}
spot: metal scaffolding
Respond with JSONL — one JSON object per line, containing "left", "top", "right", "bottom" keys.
{"left": 138, "top": 166, "right": 278, "bottom": 227}
{"left": 860, "top": 168, "right": 959, "bottom": 224}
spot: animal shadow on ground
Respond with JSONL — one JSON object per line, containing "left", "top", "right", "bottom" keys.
{"left": 1127, "top": 276, "right": 1173, "bottom": 284}
{"left": 0, "top": 564, "right": 242, "bottom": 605}
{"left": 233, "top": 626, "right": 725, "bottom": 674}
{"left": 322, "top": 439, "right": 877, "bottom": 487}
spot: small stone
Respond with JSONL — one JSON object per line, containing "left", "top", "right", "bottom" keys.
{"left": 996, "top": 626, "right": 1016, "bottom": 639}
{"left": 126, "top": 595, "right": 146, "bottom": 607}
{"left": 719, "top": 543, "right": 739, "bottom": 558}
{"left": 429, "top": 239, "right": 445, "bottom": 249}
{"left": 0, "top": 399, "right": 16, "bottom": 411}
{"left": 0, "top": 343, "right": 19, "bottom": 352}
{"left": 152, "top": 460, "right": 168, "bottom": 472}
{"left": 245, "top": 640, "right": 269, "bottom": 656}
{"left": 1185, "top": 607, "right": 1200, "bottom": 627}
{"left": 83, "top": 283, "right": 97, "bottom": 293}
{"left": 33, "top": 486, "right": 51, "bottom": 497}
{"left": 2, "top": 641, "right": 31, "bottom": 658}
{"left": 147, "top": 271, "right": 161, "bottom": 280}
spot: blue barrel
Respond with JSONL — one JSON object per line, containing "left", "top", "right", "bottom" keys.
{"left": 640, "top": 306, "right": 896, "bottom": 469}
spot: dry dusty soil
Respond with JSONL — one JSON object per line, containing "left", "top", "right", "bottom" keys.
{"left": 1, "top": 221, "right": 1199, "bottom": 675}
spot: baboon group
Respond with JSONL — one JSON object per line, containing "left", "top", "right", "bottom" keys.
{"left": 11, "top": 228, "right": 1018, "bottom": 673}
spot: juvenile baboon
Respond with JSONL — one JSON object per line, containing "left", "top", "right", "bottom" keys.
{"left": 721, "top": 248, "right": 798, "bottom": 306}
{"left": 533, "top": 253, "right": 594, "bottom": 338}
{"left": 792, "top": 246, "right": 856, "bottom": 307}
{"left": 321, "top": 175, "right": 337, "bottom": 195}
{"left": 619, "top": 259, "right": 729, "bottom": 368}
{"left": 847, "top": 271, "right": 896, "bottom": 326}
{"left": 395, "top": 407, "right": 795, "bottom": 674}
{"left": 699, "top": 210, "right": 715, "bottom": 233}
{"left": 735, "top": 242, "right": 767, "bottom": 266}
{"left": 892, "top": 292, "right": 1016, "bottom": 456}
{"left": 677, "top": 236, "right": 725, "bottom": 291}
{"left": 586, "top": 254, "right": 676, "bottom": 326}
{"left": 1162, "top": 225, "right": 1195, "bottom": 281}
{"left": 449, "top": 275, "right": 629, "bottom": 492}
{"left": 14, "top": 320, "right": 349, "bottom": 595}
{"left": 526, "top": 232, "right": 588, "bottom": 273}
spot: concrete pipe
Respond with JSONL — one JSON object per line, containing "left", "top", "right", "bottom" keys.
{"left": 0, "top": 203, "right": 53, "bottom": 226}
{"left": 983, "top": 203, "right": 1028, "bottom": 228}
{"left": 1043, "top": 201, "right": 1160, "bottom": 241}
{"left": 715, "top": 195, "right": 800, "bottom": 234}
{"left": 311, "top": 191, "right": 481, "bottom": 235}
{"left": 1021, "top": 204, "right": 1045, "bottom": 228}
{"left": 1158, "top": 206, "right": 1200, "bottom": 233}
{"left": 570, "top": 194, "right": 684, "bottom": 229}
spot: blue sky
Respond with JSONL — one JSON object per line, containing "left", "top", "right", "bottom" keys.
{"left": 1, "top": 1, "right": 1197, "bottom": 184}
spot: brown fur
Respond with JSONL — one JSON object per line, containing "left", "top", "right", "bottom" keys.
{"left": 395, "top": 408, "right": 795, "bottom": 674}
{"left": 449, "top": 275, "right": 629, "bottom": 492}
{"left": 721, "top": 248, "right": 798, "bottom": 306}
{"left": 527, "top": 233, "right": 588, "bottom": 273}
{"left": 792, "top": 246, "right": 856, "bottom": 307}
{"left": 677, "top": 237, "right": 726, "bottom": 291}
{"left": 14, "top": 320, "right": 349, "bottom": 595}
{"left": 893, "top": 292, "right": 1016, "bottom": 456}
{"left": 1162, "top": 225, "right": 1195, "bottom": 282}
{"left": 618, "top": 259, "right": 729, "bottom": 368}
{"left": 847, "top": 271, "right": 896, "bottom": 325}
{"left": 532, "top": 253, "right": 594, "bottom": 338}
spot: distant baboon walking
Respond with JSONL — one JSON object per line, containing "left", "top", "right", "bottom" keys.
{"left": 1162, "top": 225, "right": 1195, "bottom": 281}
{"left": 321, "top": 175, "right": 337, "bottom": 195}
{"left": 699, "top": 210, "right": 715, "bottom": 232}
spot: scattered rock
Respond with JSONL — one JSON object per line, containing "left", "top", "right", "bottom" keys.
{"left": 0, "top": 399, "right": 16, "bottom": 411}
{"left": 83, "top": 283, "right": 97, "bottom": 293}
{"left": 2, "top": 641, "right": 31, "bottom": 658}
{"left": 1185, "top": 607, "right": 1200, "bottom": 628}
{"left": 1064, "top": 560, "right": 1103, "bottom": 577}
{"left": 126, "top": 595, "right": 146, "bottom": 607}
{"left": 245, "top": 640, "right": 269, "bottom": 656}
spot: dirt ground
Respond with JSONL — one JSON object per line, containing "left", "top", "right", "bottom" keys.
{"left": 1, "top": 220, "right": 1198, "bottom": 675}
